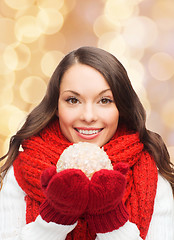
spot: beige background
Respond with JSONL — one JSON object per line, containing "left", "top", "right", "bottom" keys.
{"left": 0, "top": 0, "right": 174, "bottom": 164}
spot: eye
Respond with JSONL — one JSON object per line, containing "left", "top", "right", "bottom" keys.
{"left": 66, "top": 97, "right": 80, "bottom": 104}
{"left": 99, "top": 98, "right": 113, "bottom": 104}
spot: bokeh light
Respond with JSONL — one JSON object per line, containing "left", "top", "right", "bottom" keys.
{"left": 15, "top": 16, "right": 42, "bottom": 43}
{"left": 0, "top": 105, "right": 25, "bottom": 136}
{"left": 93, "top": 15, "right": 120, "bottom": 38}
{"left": 37, "top": 8, "right": 64, "bottom": 35}
{"left": 20, "top": 76, "right": 47, "bottom": 104}
{"left": 161, "top": 99, "right": 174, "bottom": 130}
{"left": 122, "top": 16, "right": 158, "bottom": 48}
{"left": 148, "top": 52, "right": 174, "bottom": 81}
{"left": 37, "top": 0, "right": 64, "bottom": 10}
{"left": 3, "top": 43, "right": 31, "bottom": 70}
{"left": 104, "top": 0, "right": 135, "bottom": 22}
{"left": 4, "top": 0, "right": 35, "bottom": 10}
{"left": 151, "top": 0, "right": 174, "bottom": 31}
{"left": 41, "top": 50, "right": 64, "bottom": 77}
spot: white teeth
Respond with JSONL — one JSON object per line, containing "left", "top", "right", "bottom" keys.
{"left": 78, "top": 129, "right": 100, "bottom": 135}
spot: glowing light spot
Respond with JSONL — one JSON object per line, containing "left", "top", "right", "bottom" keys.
{"left": 4, "top": 0, "right": 35, "bottom": 10}
{"left": 105, "top": 0, "right": 134, "bottom": 22}
{"left": 132, "top": 85, "right": 151, "bottom": 117}
{"left": 140, "top": 94, "right": 151, "bottom": 118}
{"left": 148, "top": 52, "right": 174, "bottom": 81}
{"left": 98, "top": 32, "right": 119, "bottom": 52}
{"left": 37, "top": 0, "right": 64, "bottom": 10}
{"left": 3, "top": 46, "right": 17, "bottom": 71}
{"left": 98, "top": 32, "right": 128, "bottom": 58}
{"left": 15, "top": 16, "right": 42, "bottom": 43}
{"left": 20, "top": 76, "right": 47, "bottom": 104}
{"left": 93, "top": 15, "right": 119, "bottom": 37}
{"left": 61, "top": 0, "right": 76, "bottom": 16}
{"left": 161, "top": 100, "right": 174, "bottom": 129}
{"left": 8, "top": 110, "right": 27, "bottom": 133}
{"left": 37, "top": 8, "right": 64, "bottom": 35}
{"left": 127, "top": 60, "right": 145, "bottom": 86}
{"left": 41, "top": 51, "right": 64, "bottom": 77}
{"left": 109, "top": 35, "right": 127, "bottom": 57}
{"left": 151, "top": 0, "right": 174, "bottom": 30}
{"left": 0, "top": 105, "right": 25, "bottom": 136}
{"left": 0, "top": 49, "right": 12, "bottom": 75}
{"left": 123, "top": 16, "right": 158, "bottom": 48}
{"left": 3, "top": 43, "right": 31, "bottom": 70}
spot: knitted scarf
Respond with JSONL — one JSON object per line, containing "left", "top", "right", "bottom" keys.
{"left": 13, "top": 117, "right": 158, "bottom": 240}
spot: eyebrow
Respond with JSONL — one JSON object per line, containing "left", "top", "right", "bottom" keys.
{"left": 62, "top": 89, "right": 112, "bottom": 96}
{"left": 99, "top": 89, "right": 112, "bottom": 96}
{"left": 62, "top": 90, "right": 80, "bottom": 96}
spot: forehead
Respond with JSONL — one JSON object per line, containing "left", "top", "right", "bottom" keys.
{"left": 60, "top": 63, "right": 110, "bottom": 92}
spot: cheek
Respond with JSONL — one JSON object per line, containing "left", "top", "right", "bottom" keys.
{"left": 58, "top": 105, "right": 78, "bottom": 127}
{"left": 105, "top": 108, "right": 119, "bottom": 126}
{"left": 58, "top": 102, "right": 68, "bottom": 122}
{"left": 58, "top": 109, "right": 74, "bottom": 141}
{"left": 106, "top": 110, "right": 119, "bottom": 137}
{"left": 58, "top": 110, "right": 71, "bottom": 126}
{"left": 112, "top": 110, "right": 119, "bottom": 124}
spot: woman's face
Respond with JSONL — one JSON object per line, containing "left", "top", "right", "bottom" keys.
{"left": 57, "top": 63, "right": 119, "bottom": 147}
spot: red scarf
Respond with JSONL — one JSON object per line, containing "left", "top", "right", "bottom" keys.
{"left": 13, "top": 117, "right": 158, "bottom": 240}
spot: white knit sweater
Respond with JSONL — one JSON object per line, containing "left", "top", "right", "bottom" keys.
{"left": 0, "top": 166, "right": 174, "bottom": 240}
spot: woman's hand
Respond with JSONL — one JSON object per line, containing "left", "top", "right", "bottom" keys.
{"left": 86, "top": 162, "right": 129, "bottom": 233}
{"left": 40, "top": 166, "right": 90, "bottom": 225}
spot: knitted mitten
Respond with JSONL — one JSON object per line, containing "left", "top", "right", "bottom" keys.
{"left": 86, "top": 162, "right": 129, "bottom": 233}
{"left": 40, "top": 166, "right": 90, "bottom": 225}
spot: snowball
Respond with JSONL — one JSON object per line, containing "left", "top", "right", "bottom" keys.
{"left": 56, "top": 142, "right": 113, "bottom": 179}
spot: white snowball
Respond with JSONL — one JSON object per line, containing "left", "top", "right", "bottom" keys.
{"left": 56, "top": 142, "right": 113, "bottom": 179}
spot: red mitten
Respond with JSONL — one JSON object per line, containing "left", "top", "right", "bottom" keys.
{"left": 40, "top": 166, "right": 90, "bottom": 225}
{"left": 86, "top": 163, "right": 129, "bottom": 233}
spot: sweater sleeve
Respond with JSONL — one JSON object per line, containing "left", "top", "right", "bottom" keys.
{"left": 96, "top": 173, "right": 174, "bottom": 240}
{"left": 0, "top": 166, "right": 77, "bottom": 240}
{"left": 145, "top": 174, "right": 174, "bottom": 239}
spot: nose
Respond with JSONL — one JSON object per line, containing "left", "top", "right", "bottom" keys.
{"left": 80, "top": 103, "right": 97, "bottom": 123}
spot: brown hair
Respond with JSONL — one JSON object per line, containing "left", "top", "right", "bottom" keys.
{"left": 1, "top": 46, "right": 174, "bottom": 193}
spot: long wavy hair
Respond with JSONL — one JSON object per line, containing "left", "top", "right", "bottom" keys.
{"left": 0, "top": 46, "right": 174, "bottom": 193}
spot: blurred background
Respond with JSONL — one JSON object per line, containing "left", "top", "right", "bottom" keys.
{"left": 0, "top": 0, "right": 174, "bottom": 163}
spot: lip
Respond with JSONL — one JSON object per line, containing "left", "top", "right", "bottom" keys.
{"left": 74, "top": 127, "right": 103, "bottom": 140}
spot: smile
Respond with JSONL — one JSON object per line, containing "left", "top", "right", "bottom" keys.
{"left": 75, "top": 128, "right": 103, "bottom": 140}
{"left": 74, "top": 128, "right": 103, "bottom": 140}
{"left": 75, "top": 129, "right": 102, "bottom": 135}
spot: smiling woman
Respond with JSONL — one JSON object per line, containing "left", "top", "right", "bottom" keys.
{"left": 0, "top": 46, "right": 174, "bottom": 240}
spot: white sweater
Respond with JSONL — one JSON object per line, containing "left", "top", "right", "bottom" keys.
{"left": 0, "top": 166, "right": 174, "bottom": 240}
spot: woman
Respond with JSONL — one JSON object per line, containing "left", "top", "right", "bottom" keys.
{"left": 0, "top": 46, "right": 174, "bottom": 240}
